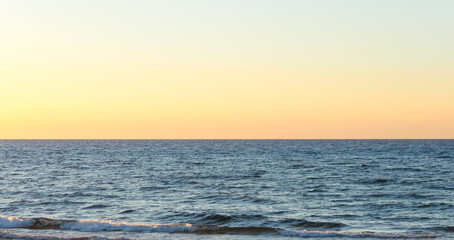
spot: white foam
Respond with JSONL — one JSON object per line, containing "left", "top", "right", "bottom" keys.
{"left": 60, "top": 220, "right": 196, "bottom": 233}
{"left": 0, "top": 230, "right": 130, "bottom": 240}
{"left": 0, "top": 215, "right": 196, "bottom": 233}
{"left": 0, "top": 215, "right": 34, "bottom": 228}
{"left": 0, "top": 216, "right": 436, "bottom": 238}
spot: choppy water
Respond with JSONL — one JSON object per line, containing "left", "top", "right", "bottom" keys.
{"left": 1, "top": 140, "right": 453, "bottom": 239}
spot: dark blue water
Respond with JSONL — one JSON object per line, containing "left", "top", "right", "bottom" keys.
{"left": 1, "top": 140, "right": 453, "bottom": 239}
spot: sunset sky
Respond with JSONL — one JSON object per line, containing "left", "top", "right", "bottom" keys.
{"left": 1, "top": 0, "right": 453, "bottom": 139}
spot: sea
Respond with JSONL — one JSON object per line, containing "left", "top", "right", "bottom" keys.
{"left": 0, "top": 140, "right": 453, "bottom": 240}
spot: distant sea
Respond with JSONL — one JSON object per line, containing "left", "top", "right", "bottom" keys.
{"left": 1, "top": 140, "right": 453, "bottom": 239}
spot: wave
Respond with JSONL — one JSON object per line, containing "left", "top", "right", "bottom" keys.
{"left": 430, "top": 226, "right": 454, "bottom": 233}
{"left": 0, "top": 216, "right": 194, "bottom": 233}
{"left": 175, "top": 212, "right": 267, "bottom": 225}
{"left": 0, "top": 215, "right": 436, "bottom": 238}
{"left": 0, "top": 230, "right": 130, "bottom": 240}
{"left": 83, "top": 204, "right": 110, "bottom": 210}
{"left": 278, "top": 230, "right": 435, "bottom": 238}
{"left": 0, "top": 216, "right": 35, "bottom": 228}
{"left": 280, "top": 218, "right": 346, "bottom": 229}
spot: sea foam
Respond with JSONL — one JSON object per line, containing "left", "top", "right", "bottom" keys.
{"left": 60, "top": 220, "right": 195, "bottom": 233}
{"left": 0, "top": 215, "right": 34, "bottom": 228}
{"left": 0, "top": 215, "right": 436, "bottom": 238}
{"left": 0, "top": 230, "right": 131, "bottom": 240}
{"left": 0, "top": 216, "right": 195, "bottom": 233}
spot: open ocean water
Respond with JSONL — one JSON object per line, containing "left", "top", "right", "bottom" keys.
{"left": 0, "top": 140, "right": 453, "bottom": 240}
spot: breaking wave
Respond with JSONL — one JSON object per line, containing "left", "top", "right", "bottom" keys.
{"left": 0, "top": 215, "right": 436, "bottom": 238}
{"left": 0, "top": 216, "right": 194, "bottom": 233}
{"left": 0, "top": 230, "right": 131, "bottom": 240}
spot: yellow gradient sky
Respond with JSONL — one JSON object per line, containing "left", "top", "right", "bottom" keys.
{"left": 1, "top": 0, "right": 453, "bottom": 139}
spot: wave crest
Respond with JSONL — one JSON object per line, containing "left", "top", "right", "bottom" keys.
{"left": 0, "top": 215, "right": 436, "bottom": 238}
{"left": 0, "top": 230, "right": 131, "bottom": 240}
{"left": 0, "top": 216, "right": 195, "bottom": 233}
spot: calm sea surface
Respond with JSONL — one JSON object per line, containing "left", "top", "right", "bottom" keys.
{"left": 1, "top": 140, "right": 453, "bottom": 239}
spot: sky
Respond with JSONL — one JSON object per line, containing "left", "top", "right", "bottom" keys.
{"left": 1, "top": 0, "right": 453, "bottom": 139}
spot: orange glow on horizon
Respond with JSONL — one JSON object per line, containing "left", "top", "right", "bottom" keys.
{"left": 1, "top": 1, "right": 453, "bottom": 139}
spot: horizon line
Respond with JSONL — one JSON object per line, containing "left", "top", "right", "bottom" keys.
{"left": 1, "top": 138, "right": 453, "bottom": 141}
